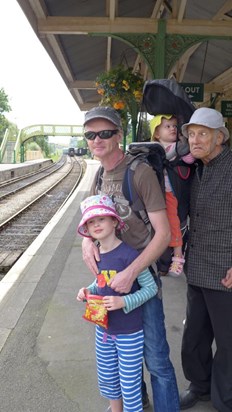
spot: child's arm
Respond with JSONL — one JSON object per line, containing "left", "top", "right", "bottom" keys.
{"left": 86, "top": 279, "right": 98, "bottom": 294}
{"left": 77, "top": 287, "right": 89, "bottom": 301}
{"left": 76, "top": 279, "right": 97, "bottom": 301}
{"left": 123, "top": 268, "right": 157, "bottom": 313}
{"left": 103, "top": 268, "right": 157, "bottom": 313}
{"left": 181, "top": 152, "right": 195, "bottom": 164}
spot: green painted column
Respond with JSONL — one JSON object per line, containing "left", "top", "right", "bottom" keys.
{"left": 155, "top": 20, "right": 166, "bottom": 78}
{"left": 20, "top": 144, "right": 24, "bottom": 163}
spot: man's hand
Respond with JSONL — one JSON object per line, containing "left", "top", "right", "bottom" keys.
{"left": 82, "top": 237, "right": 100, "bottom": 275}
{"left": 221, "top": 268, "right": 232, "bottom": 289}
{"left": 103, "top": 295, "right": 125, "bottom": 310}
{"left": 109, "top": 268, "right": 134, "bottom": 294}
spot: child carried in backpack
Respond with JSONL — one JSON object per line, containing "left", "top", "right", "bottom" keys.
{"left": 150, "top": 114, "right": 195, "bottom": 277}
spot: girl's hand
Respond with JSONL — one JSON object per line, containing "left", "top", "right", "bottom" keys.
{"left": 77, "top": 287, "right": 89, "bottom": 301}
{"left": 103, "top": 295, "right": 125, "bottom": 310}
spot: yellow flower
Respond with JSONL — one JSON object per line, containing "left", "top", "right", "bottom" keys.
{"left": 122, "top": 80, "right": 130, "bottom": 91}
{"left": 95, "top": 65, "right": 144, "bottom": 123}
{"left": 133, "top": 90, "right": 143, "bottom": 100}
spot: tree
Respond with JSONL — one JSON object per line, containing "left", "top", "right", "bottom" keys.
{"left": 28, "top": 135, "right": 50, "bottom": 157}
{"left": 0, "top": 88, "right": 11, "bottom": 141}
{"left": 0, "top": 88, "right": 11, "bottom": 113}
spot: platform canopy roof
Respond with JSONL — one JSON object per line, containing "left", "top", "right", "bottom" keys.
{"left": 17, "top": 0, "right": 232, "bottom": 113}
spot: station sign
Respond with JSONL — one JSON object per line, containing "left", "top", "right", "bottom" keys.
{"left": 221, "top": 101, "right": 232, "bottom": 117}
{"left": 180, "top": 83, "right": 204, "bottom": 102}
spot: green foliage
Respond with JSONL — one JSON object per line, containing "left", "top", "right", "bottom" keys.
{"left": 138, "top": 117, "right": 152, "bottom": 141}
{"left": 26, "top": 141, "right": 41, "bottom": 151}
{"left": 7, "top": 123, "right": 19, "bottom": 140}
{"left": 95, "top": 65, "right": 144, "bottom": 131}
{"left": 0, "top": 88, "right": 11, "bottom": 114}
{"left": 0, "top": 87, "right": 12, "bottom": 141}
{"left": 0, "top": 117, "right": 10, "bottom": 143}
{"left": 77, "top": 139, "right": 88, "bottom": 149}
{"left": 35, "top": 135, "right": 49, "bottom": 157}
{"left": 25, "top": 135, "right": 50, "bottom": 157}
{"left": 49, "top": 152, "right": 62, "bottom": 162}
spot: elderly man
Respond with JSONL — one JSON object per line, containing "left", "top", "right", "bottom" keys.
{"left": 82, "top": 106, "right": 180, "bottom": 412}
{"left": 179, "top": 107, "right": 232, "bottom": 412}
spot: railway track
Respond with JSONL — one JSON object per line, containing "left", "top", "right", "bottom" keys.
{"left": 0, "top": 156, "right": 66, "bottom": 199}
{"left": 0, "top": 156, "right": 84, "bottom": 277}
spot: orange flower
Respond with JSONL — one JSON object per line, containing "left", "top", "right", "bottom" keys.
{"left": 97, "top": 88, "right": 105, "bottom": 95}
{"left": 113, "top": 101, "right": 125, "bottom": 110}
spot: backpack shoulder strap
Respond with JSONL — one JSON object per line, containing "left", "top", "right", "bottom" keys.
{"left": 95, "top": 165, "right": 104, "bottom": 193}
{"left": 122, "top": 155, "right": 152, "bottom": 229}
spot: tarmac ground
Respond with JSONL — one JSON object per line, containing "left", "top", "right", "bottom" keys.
{"left": 0, "top": 160, "right": 215, "bottom": 411}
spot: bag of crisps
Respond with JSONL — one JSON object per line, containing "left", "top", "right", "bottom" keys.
{"left": 83, "top": 294, "right": 108, "bottom": 329}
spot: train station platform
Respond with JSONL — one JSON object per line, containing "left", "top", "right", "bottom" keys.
{"left": 0, "top": 159, "right": 53, "bottom": 183}
{"left": 0, "top": 160, "right": 214, "bottom": 412}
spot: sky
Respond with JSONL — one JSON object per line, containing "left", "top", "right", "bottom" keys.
{"left": 0, "top": 1, "right": 85, "bottom": 135}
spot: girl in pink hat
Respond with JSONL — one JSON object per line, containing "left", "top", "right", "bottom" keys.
{"left": 77, "top": 194, "right": 157, "bottom": 412}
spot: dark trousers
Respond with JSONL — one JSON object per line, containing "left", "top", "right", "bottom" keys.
{"left": 181, "top": 284, "right": 232, "bottom": 412}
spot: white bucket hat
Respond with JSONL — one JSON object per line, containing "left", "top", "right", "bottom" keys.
{"left": 181, "top": 108, "right": 230, "bottom": 142}
{"left": 77, "top": 194, "right": 125, "bottom": 238}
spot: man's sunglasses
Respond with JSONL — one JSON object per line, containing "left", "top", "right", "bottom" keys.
{"left": 84, "top": 129, "right": 118, "bottom": 140}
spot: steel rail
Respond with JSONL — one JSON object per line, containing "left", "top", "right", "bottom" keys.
{"left": 0, "top": 157, "right": 83, "bottom": 230}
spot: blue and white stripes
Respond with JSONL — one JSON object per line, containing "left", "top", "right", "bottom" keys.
{"left": 123, "top": 268, "right": 157, "bottom": 313}
{"left": 96, "top": 326, "right": 144, "bottom": 411}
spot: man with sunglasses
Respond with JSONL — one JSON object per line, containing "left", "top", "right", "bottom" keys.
{"left": 81, "top": 106, "right": 179, "bottom": 412}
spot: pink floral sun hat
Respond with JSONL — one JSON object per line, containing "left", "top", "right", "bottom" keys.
{"left": 77, "top": 194, "right": 125, "bottom": 238}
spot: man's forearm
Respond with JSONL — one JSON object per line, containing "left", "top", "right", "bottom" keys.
{"left": 126, "top": 230, "right": 170, "bottom": 281}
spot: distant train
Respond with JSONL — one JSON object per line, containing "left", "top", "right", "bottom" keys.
{"left": 63, "top": 147, "right": 88, "bottom": 157}
{"left": 75, "top": 148, "right": 87, "bottom": 156}
{"left": 68, "top": 147, "right": 75, "bottom": 157}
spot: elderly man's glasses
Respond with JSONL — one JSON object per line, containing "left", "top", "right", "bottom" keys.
{"left": 84, "top": 129, "right": 118, "bottom": 140}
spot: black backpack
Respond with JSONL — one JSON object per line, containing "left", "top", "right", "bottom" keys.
{"left": 95, "top": 141, "right": 195, "bottom": 273}
{"left": 124, "top": 142, "right": 195, "bottom": 272}
{"left": 139, "top": 78, "right": 196, "bottom": 125}
{"left": 133, "top": 78, "right": 196, "bottom": 272}
{"left": 96, "top": 79, "right": 196, "bottom": 273}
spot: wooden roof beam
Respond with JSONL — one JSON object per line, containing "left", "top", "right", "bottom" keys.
{"left": 208, "top": 67, "right": 232, "bottom": 85}
{"left": 69, "top": 80, "right": 95, "bottom": 89}
{"left": 212, "top": 0, "right": 232, "bottom": 20}
{"left": 167, "top": 19, "right": 232, "bottom": 36}
{"left": 38, "top": 17, "right": 232, "bottom": 36}
{"left": 28, "top": 0, "right": 47, "bottom": 18}
{"left": 170, "top": 4, "right": 232, "bottom": 81}
{"left": 150, "top": 0, "right": 164, "bottom": 18}
{"left": 177, "top": 0, "right": 187, "bottom": 23}
{"left": 106, "top": 0, "right": 118, "bottom": 18}
{"left": 170, "top": 43, "right": 201, "bottom": 81}
{"left": 105, "top": 0, "right": 117, "bottom": 71}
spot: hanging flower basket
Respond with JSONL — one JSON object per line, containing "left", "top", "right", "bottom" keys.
{"left": 95, "top": 65, "right": 144, "bottom": 135}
